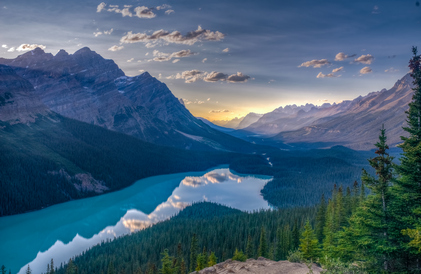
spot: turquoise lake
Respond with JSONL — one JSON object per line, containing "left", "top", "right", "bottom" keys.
{"left": 0, "top": 167, "right": 272, "bottom": 274}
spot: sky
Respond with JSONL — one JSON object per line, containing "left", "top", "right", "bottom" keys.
{"left": 0, "top": 0, "right": 420, "bottom": 121}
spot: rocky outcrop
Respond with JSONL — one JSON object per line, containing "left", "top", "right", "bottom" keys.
{"left": 191, "top": 258, "right": 323, "bottom": 274}
{"left": 0, "top": 64, "right": 49, "bottom": 124}
{"left": 0, "top": 47, "right": 253, "bottom": 151}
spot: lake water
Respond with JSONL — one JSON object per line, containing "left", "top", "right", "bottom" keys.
{"left": 0, "top": 167, "right": 272, "bottom": 274}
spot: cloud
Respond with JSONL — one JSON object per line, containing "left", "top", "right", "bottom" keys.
{"left": 334, "top": 52, "right": 356, "bottom": 61}
{"left": 165, "top": 10, "right": 174, "bottom": 15}
{"left": 385, "top": 67, "right": 399, "bottom": 73}
{"left": 204, "top": 71, "right": 228, "bottom": 82}
{"left": 1, "top": 44, "right": 7, "bottom": 49}
{"left": 97, "top": 2, "right": 106, "bottom": 12}
{"left": 354, "top": 54, "right": 374, "bottom": 64}
{"left": 209, "top": 109, "right": 230, "bottom": 113}
{"left": 16, "top": 44, "right": 46, "bottom": 52}
{"left": 94, "top": 28, "right": 113, "bottom": 37}
{"left": 202, "top": 58, "right": 207, "bottom": 63}
{"left": 172, "top": 59, "right": 180, "bottom": 63}
{"left": 227, "top": 72, "right": 251, "bottom": 83}
{"left": 156, "top": 4, "right": 171, "bottom": 10}
{"left": 139, "top": 69, "right": 145, "bottom": 73}
{"left": 167, "top": 69, "right": 204, "bottom": 83}
{"left": 7, "top": 47, "right": 15, "bottom": 52}
{"left": 372, "top": 5, "right": 380, "bottom": 14}
{"left": 151, "top": 49, "right": 196, "bottom": 62}
{"left": 108, "top": 45, "right": 124, "bottom": 51}
{"left": 167, "top": 70, "right": 250, "bottom": 83}
{"left": 134, "top": 6, "right": 155, "bottom": 18}
{"left": 317, "top": 67, "right": 343, "bottom": 78}
{"left": 222, "top": 48, "right": 229, "bottom": 53}
{"left": 360, "top": 66, "right": 372, "bottom": 74}
{"left": 299, "top": 59, "right": 330, "bottom": 68}
{"left": 127, "top": 58, "right": 134, "bottom": 62}
{"left": 332, "top": 67, "right": 344, "bottom": 73}
{"left": 120, "top": 26, "right": 225, "bottom": 46}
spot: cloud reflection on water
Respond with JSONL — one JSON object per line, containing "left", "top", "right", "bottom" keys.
{"left": 19, "top": 168, "right": 271, "bottom": 274}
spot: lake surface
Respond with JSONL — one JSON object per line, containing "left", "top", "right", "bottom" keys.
{"left": 0, "top": 167, "right": 271, "bottom": 274}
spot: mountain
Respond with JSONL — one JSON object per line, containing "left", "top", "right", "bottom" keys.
{"left": 0, "top": 47, "right": 254, "bottom": 152}
{"left": 242, "top": 103, "right": 335, "bottom": 136}
{"left": 212, "top": 116, "right": 245, "bottom": 128}
{"left": 273, "top": 74, "right": 413, "bottom": 150}
{"left": 211, "top": 113, "right": 263, "bottom": 129}
{"left": 0, "top": 64, "right": 261, "bottom": 216}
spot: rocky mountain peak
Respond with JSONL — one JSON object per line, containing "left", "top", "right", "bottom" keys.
{"left": 0, "top": 64, "right": 49, "bottom": 124}
{"left": 55, "top": 49, "right": 69, "bottom": 59}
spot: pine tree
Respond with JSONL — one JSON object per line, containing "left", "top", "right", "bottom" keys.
{"left": 208, "top": 252, "right": 217, "bottom": 267}
{"left": 175, "top": 243, "right": 183, "bottom": 274}
{"left": 299, "top": 220, "right": 320, "bottom": 261}
{"left": 107, "top": 261, "right": 115, "bottom": 274}
{"left": 160, "top": 249, "right": 176, "bottom": 274}
{"left": 292, "top": 220, "right": 300, "bottom": 250}
{"left": 25, "top": 265, "right": 31, "bottom": 274}
{"left": 232, "top": 249, "right": 247, "bottom": 262}
{"left": 66, "top": 259, "right": 78, "bottom": 274}
{"left": 344, "top": 125, "right": 396, "bottom": 271}
{"left": 245, "top": 234, "right": 254, "bottom": 258}
{"left": 50, "top": 258, "right": 55, "bottom": 274}
{"left": 1, "top": 266, "right": 6, "bottom": 274}
{"left": 394, "top": 46, "right": 421, "bottom": 270}
{"left": 315, "top": 194, "right": 327, "bottom": 244}
{"left": 257, "top": 226, "right": 268, "bottom": 258}
{"left": 275, "top": 228, "right": 283, "bottom": 261}
{"left": 189, "top": 234, "right": 198, "bottom": 272}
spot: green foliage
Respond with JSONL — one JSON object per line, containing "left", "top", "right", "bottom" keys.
{"left": 208, "top": 252, "right": 217, "bottom": 267}
{"left": 56, "top": 202, "right": 314, "bottom": 274}
{"left": 160, "top": 249, "right": 177, "bottom": 274}
{"left": 232, "top": 249, "right": 247, "bottom": 262}
{"left": 257, "top": 226, "right": 268, "bottom": 258}
{"left": 245, "top": 234, "right": 254, "bottom": 259}
{"left": 189, "top": 234, "right": 198, "bottom": 272}
{"left": 299, "top": 220, "right": 320, "bottom": 261}
{"left": 315, "top": 194, "right": 327, "bottom": 244}
{"left": 286, "top": 250, "right": 303, "bottom": 263}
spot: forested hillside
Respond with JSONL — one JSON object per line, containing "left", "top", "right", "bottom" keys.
{"left": 0, "top": 114, "right": 262, "bottom": 216}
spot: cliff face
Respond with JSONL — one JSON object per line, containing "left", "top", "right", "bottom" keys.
{"left": 0, "top": 48, "right": 252, "bottom": 151}
{"left": 191, "top": 258, "right": 323, "bottom": 274}
{"left": 0, "top": 64, "right": 49, "bottom": 124}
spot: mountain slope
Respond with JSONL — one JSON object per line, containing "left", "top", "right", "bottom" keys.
{"left": 0, "top": 48, "right": 255, "bottom": 152}
{"left": 274, "top": 74, "right": 413, "bottom": 150}
{"left": 0, "top": 65, "right": 261, "bottom": 216}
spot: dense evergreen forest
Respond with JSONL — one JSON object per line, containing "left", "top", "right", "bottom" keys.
{"left": 0, "top": 114, "right": 267, "bottom": 216}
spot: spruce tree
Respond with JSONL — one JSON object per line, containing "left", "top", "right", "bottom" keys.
{"left": 245, "top": 234, "right": 254, "bottom": 258}
{"left": 315, "top": 194, "right": 327, "bottom": 244}
{"left": 257, "top": 226, "right": 268, "bottom": 258}
{"left": 394, "top": 46, "right": 421, "bottom": 270}
{"left": 160, "top": 249, "right": 176, "bottom": 274}
{"left": 189, "top": 234, "right": 198, "bottom": 272}
{"left": 25, "top": 265, "right": 31, "bottom": 274}
{"left": 208, "top": 252, "right": 217, "bottom": 267}
{"left": 345, "top": 125, "right": 395, "bottom": 271}
{"left": 299, "top": 220, "right": 320, "bottom": 261}
{"left": 1, "top": 266, "right": 6, "bottom": 274}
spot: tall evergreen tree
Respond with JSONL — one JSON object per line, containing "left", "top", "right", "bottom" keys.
{"left": 208, "top": 252, "right": 217, "bottom": 267}
{"left": 394, "top": 46, "right": 421, "bottom": 270}
{"left": 160, "top": 249, "right": 176, "bottom": 274}
{"left": 25, "top": 265, "right": 31, "bottom": 274}
{"left": 189, "top": 234, "right": 198, "bottom": 272}
{"left": 107, "top": 261, "right": 115, "bottom": 274}
{"left": 315, "top": 194, "right": 327, "bottom": 244}
{"left": 1, "top": 266, "right": 6, "bottom": 274}
{"left": 245, "top": 234, "right": 254, "bottom": 259}
{"left": 257, "top": 226, "right": 268, "bottom": 258}
{"left": 299, "top": 220, "right": 320, "bottom": 261}
{"left": 344, "top": 125, "right": 395, "bottom": 271}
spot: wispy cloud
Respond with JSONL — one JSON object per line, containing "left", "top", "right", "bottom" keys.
{"left": 108, "top": 45, "right": 124, "bottom": 51}
{"left": 94, "top": 28, "right": 113, "bottom": 37}
{"left": 1, "top": 44, "right": 8, "bottom": 49}
{"left": 97, "top": 3, "right": 172, "bottom": 19}
{"left": 167, "top": 70, "right": 250, "bottom": 83}
{"left": 12, "top": 44, "right": 46, "bottom": 52}
{"left": 299, "top": 59, "right": 330, "bottom": 68}
{"left": 360, "top": 66, "right": 372, "bottom": 74}
{"left": 120, "top": 26, "right": 225, "bottom": 46}
{"left": 317, "top": 67, "right": 343, "bottom": 78}
{"left": 150, "top": 49, "right": 196, "bottom": 62}
{"left": 385, "top": 67, "right": 399, "bottom": 73}
{"left": 202, "top": 58, "right": 207, "bottom": 63}
{"left": 222, "top": 48, "right": 229, "bottom": 53}
{"left": 165, "top": 10, "right": 174, "bottom": 15}
{"left": 209, "top": 109, "right": 230, "bottom": 113}
{"left": 354, "top": 54, "right": 374, "bottom": 64}
{"left": 334, "top": 52, "right": 356, "bottom": 61}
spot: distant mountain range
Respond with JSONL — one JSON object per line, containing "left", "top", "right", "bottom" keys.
{"left": 212, "top": 112, "right": 263, "bottom": 129}
{"left": 0, "top": 47, "right": 254, "bottom": 152}
{"left": 211, "top": 74, "right": 413, "bottom": 150}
